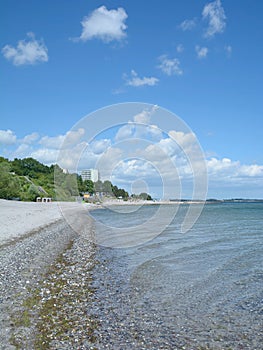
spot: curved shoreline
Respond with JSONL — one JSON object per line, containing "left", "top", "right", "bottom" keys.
{"left": 0, "top": 199, "right": 97, "bottom": 246}
{"left": 0, "top": 200, "right": 96, "bottom": 348}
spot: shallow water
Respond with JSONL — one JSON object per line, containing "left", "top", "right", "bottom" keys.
{"left": 89, "top": 203, "right": 263, "bottom": 349}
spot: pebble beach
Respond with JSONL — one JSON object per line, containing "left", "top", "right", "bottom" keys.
{"left": 1, "top": 200, "right": 262, "bottom": 349}
{"left": 0, "top": 199, "right": 97, "bottom": 349}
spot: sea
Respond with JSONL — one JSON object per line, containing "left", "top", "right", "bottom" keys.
{"left": 87, "top": 202, "right": 263, "bottom": 349}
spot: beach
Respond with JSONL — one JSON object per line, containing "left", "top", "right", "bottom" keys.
{"left": 0, "top": 199, "right": 97, "bottom": 348}
{"left": 0, "top": 200, "right": 262, "bottom": 349}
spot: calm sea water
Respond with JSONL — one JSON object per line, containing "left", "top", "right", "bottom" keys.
{"left": 89, "top": 203, "right": 263, "bottom": 349}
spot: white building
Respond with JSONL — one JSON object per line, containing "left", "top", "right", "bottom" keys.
{"left": 81, "top": 169, "right": 99, "bottom": 182}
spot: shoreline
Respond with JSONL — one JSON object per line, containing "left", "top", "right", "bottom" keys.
{"left": 0, "top": 199, "right": 98, "bottom": 246}
{"left": 0, "top": 198, "right": 96, "bottom": 348}
{"left": 1, "top": 199, "right": 262, "bottom": 348}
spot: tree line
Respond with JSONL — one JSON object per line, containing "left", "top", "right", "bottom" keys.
{"left": 0, "top": 156, "right": 151, "bottom": 201}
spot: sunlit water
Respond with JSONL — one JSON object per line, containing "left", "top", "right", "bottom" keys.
{"left": 89, "top": 203, "right": 263, "bottom": 349}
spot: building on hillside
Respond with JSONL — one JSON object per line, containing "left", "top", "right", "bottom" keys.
{"left": 81, "top": 169, "right": 99, "bottom": 182}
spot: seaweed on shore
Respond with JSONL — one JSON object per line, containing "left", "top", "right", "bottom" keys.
{"left": 9, "top": 237, "right": 99, "bottom": 349}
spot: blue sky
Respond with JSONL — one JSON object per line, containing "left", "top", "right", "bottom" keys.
{"left": 1, "top": 0, "right": 263, "bottom": 199}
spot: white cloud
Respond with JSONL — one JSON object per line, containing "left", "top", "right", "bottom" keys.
{"left": 179, "top": 19, "right": 196, "bottom": 31}
{"left": 39, "top": 135, "right": 65, "bottom": 149}
{"left": 0, "top": 129, "right": 17, "bottom": 145}
{"left": 115, "top": 105, "right": 162, "bottom": 142}
{"left": 30, "top": 148, "right": 59, "bottom": 165}
{"left": 115, "top": 123, "right": 135, "bottom": 141}
{"left": 207, "top": 157, "right": 263, "bottom": 180}
{"left": 133, "top": 105, "right": 158, "bottom": 124}
{"left": 146, "top": 124, "right": 163, "bottom": 140}
{"left": 96, "top": 146, "right": 124, "bottom": 180}
{"left": 2, "top": 32, "right": 48, "bottom": 66}
{"left": 57, "top": 141, "right": 88, "bottom": 171}
{"left": 113, "top": 159, "right": 158, "bottom": 181}
{"left": 196, "top": 45, "right": 209, "bottom": 59}
{"left": 158, "top": 137, "right": 180, "bottom": 158}
{"left": 202, "top": 0, "right": 226, "bottom": 38}
{"left": 39, "top": 128, "right": 85, "bottom": 149}
{"left": 63, "top": 128, "right": 85, "bottom": 147}
{"left": 240, "top": 164, "right": 263, "bottom": 177}
{"left": 125, "top": 70, "right": 159, "bottom": 87}
{"left": 176, "top": 44, "right": 184, "bottom": 53}
{"left": 90, "top": 139, "right": 111, "bottom": 154}
{"left": 158, "top": 55, "right": 183, "bottom": 76}
{"left": 2, "top": 126, "right": 262, "bottom": 198}
{"left": 22, "top": 132, "right": 39, "bottom": 144}
{"left": 78, "top": 6, "right": 127, "bottom": 42}
{"left": 142, "top": 144, "right": 169, "bottom": 162}
{"left": 168, "top": 130, "right": 197, "bottom": 150}
{"left": 13, "top": 144, "right": 31, "bottom": 158}
{"left": 115, "top": 106, "right": 159, "bottom": 141}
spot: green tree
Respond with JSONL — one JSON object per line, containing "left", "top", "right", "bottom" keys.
{"left": 0, "top": 162, "right": 20, "bottom": 199}
{"left": 103, "top": 180, "right": 113, "bottom": 195}
{"left": 139, "top": 192, "right": 152, "bottom": 200}
{"left": 11, "top": 157, "right": 50, "bottom": 178}
{"left": 84, "top": 180, "right": 94, "bottom": 194}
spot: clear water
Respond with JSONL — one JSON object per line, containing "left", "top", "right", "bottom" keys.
{"left": 89, "top": 203, "right": 263, "bottom": 349}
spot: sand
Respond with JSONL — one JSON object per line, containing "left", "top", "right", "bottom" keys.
{"left": 0, "top": 198, "right": 176, "bottom": 247}
{"left": 0, "top": 199, "right": 95, "bottom": 246}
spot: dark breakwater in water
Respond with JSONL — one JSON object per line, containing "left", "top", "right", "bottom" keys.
{"left": 88, "top": 203, "right": 263, "bottom": 349}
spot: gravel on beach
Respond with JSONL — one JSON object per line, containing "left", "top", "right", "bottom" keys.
{"left": 1, "top": 200, "right": 261, "bottom": 350}
{"left": 0, "top": 200, "right": 182, "bottom": 350}
{"left": 0, "top": 200, "right": 98, "bottom": 349}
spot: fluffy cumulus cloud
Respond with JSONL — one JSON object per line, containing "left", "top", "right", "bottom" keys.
{"left": 1, "top": 126, "right": 263, "bottom": 198}
{"left": 78, "top": 6, "right": 128, "bottom": 42}
{"left": 39, "top": 128, "right": 85, "bottom": 149}
{"left": 115, "top": 123, "right": 162, "bottom": 143}
{"left": 0, "top": 129, "right": 17, "bottom": 145}
{"left": 22, "top": 132, "right": 39, "bottom": 144}
{"left": 2, "top": 33, "right": 48, "bottom": 66}
{"left": 54, "top": 141, "right": 89, "bottom": 171}
{"left": 115, "top": 106, "right": 160, "bottom": 141}
{"left": 95, "top": 147, "right": 124, "bottom": 180}
{"left": 113, "top": 159, "right": 158, "bottom": 182}
{"left": 157, "top": 55, "right": 183, "bottom": 76}
{"left": 125, "top": 70, "right": 159, "bottom": 87}
{"left": 202, "top": 0, "right": 226, "bottom": 38}
{"left": 65, "top": 128, "right": 263, "bottom": 196}
{"left": 30, "top": 148, "right": 59, "bottom": 165}
{"left": 115, "top": 123, "right": 135, "bottom": 141}
{"left": 90, "top": 139, "right": 111, "bottom": 155}
{"left": 179, "top": 19, "right": 196, "bottom": 31}
{"left": 207, "top": 157, "right": 263, "bottom": 182}
{"left": 62, "top": 128, "right": 86, "bottom": 148}
{"left": 133, "top": 105, "right": 158, "bottom": 124}
{"left": 196, "top": 45, "right": 209, "bottom": 59}
{"left": 39, "top": 135, "right": 65, "bottom": 149}
{"left": 168, "top": 131, "right": 197, "bottom": 151}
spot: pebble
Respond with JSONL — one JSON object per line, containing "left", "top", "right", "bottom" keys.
{"left": 1, "top": 216, "right": 262, "bottom": 349}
